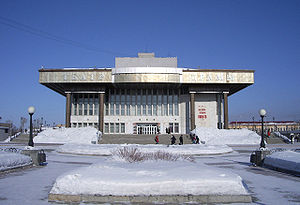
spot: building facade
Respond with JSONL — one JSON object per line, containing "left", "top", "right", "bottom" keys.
{"left": 39, "top": 53, "right": 254, "bottom": 135}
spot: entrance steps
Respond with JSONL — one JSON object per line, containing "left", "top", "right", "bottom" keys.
{"left": 100, "top": 134, "right": 192, "bottom": 145}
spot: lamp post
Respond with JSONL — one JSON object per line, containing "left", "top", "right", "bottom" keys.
{"left": 28, "top": 106, "right": 35, "bottom": 147}
{"left": 259, "top": 109, "right": 266, "bottom": 148}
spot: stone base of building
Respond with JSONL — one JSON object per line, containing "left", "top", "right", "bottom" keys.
{"left": 49, "top": 193, "right": 252, "bottom": 204}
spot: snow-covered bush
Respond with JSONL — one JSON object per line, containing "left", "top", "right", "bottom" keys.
{"left": 113, "top": 147, "right": 194, "bottom": 163}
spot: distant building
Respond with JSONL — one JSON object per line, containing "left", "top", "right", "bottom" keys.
{"left": 0, "top": 123, "right": 12, "bottom": 141}
{"left": 229, "top": 121, "right": 300, "bottom": 133}
{"left": 39, "top": 53, "right": 254, "bottom": 135}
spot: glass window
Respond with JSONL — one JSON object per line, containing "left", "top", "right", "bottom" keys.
{"left": 168, "top": 93, "right": 173, "bottom": 116}
{"left": 110, "top": 90, "right": 114, "bottom": 115}
{"left": 116, "top": 92, "right": 120, "bottom": 115}
{"left": 153, "top": 93, "right": 157, "bottom": 116}
{"left": 163, "top": 92, "right": 168, "bottom": 116}
{"left": 131, "top": 91, "right": 136, "bottom": 116}
{"left": 78, "top": 123, "right": 82, "bottom": 128}
{"left": 105, "top": 103, "right": 109, "bottom": 116}
{"left": 169, "top": 123, "right": 173, "bottom": 133}
{"left": 110, "top": 123, "right": 114, "bottom": 133}
{"left": 84, "top": 94, "right": 88, "bottom": 115}
{"left": 121, "top": 94, "right": 125, "bottom": 116}
{"left": 83, "top": 123, "right": 87, "bottom": 127}
{"left": 126, "top": 91, "right": 130, "bottom": 116}
{"left": 78, "top": 94, "right": 83, "bottom": 115}
{"left": 175, "top": 123, "right": 179, "bottom": 133}
{"left": 121, "top": 123, "right": 125, "bottom": 133}
{"left": 142, "top": 91, "right": 146, "bottom": 115}
{"left": 137, "top": 90, "right": 141, "bottom": 116}
{"left": 147, "top": 90, "right": 152, "bottom": 116}
{"left": 89, "top": 94, "right": 93, "bottom": 115}
{"left": 94, "top": 95, "right": 99, "bottom": 115}
{"left": 174, "top": 94, "right": 179, "bottom": 116}
{"left": 72, "top": 94, "right": 77, "bottom": 115}
{"left": 105, "top": 123, "right": 109, "bottom": 133}
{"left": 116, "top": 123, "right": 120, "bottom": 133}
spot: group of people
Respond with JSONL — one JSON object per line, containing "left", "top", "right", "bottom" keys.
{"left": 190, "top": 133, "right": 200, "bottom": 144}
{"left": 154, "top": 134, "right": 184, "bottom": 145}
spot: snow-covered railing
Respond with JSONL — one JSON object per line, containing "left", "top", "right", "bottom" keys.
{"left": 4, "top": 132, "right": 21, "bottom": 142}
{"left": 273, "top": 132, "right": 291, "bottom": 143}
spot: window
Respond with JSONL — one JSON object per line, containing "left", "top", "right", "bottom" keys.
{"left": 158, "top": 90, "right": 162, "bottom": 116}
{"left": 89, "top": 95, "right": 93, "bottom": 115}
{"left": 116, "top": 91, "right": 120, "bottom": 115}
{"left": 137, "top": 90, "right": 141, "bottom": 116}
{"left": 174, "top": 123, "right": 179, "bottom": 133}
{"left": 153, "top": 93, "right": 157, "bottom": 116}
{"left": 142, "top": 90, "right": 146, "bottom": 115}
{"left": 78, "top": 95, "right": 83, "bottom": 115}
{"left": 94, "top": 95, "right": 99, "bottom": 115}
{"left": 5, "top": 129, "right": 8, "bottom": 133}
{"left": 105, "top": 123, "right": 109, "bottom": 133}
{"left": 168, "top": 92, "right": 173, "bottom": 116}
{"left": 121, "top": 123, "right": 125, "bottom": 133}
{"left": 110, "top": 123, "right": 114, "bottom": 133}
{"left": 115, "top": 123, "right": 120, "bottom": 133}
{"left": 84, "top": 94, "right": 88, "bottom": 115}
{"left": 121, "top": 94, "right": 125, "bottom": 116}
{"left": 131, "top": 91, "right": 136, "bottom": 116}
{"left": 163, "top": 90, "right": 168, "bottom": 116}
{"left": 73, "top": 94, "right": 77, "bottom": 115}
{"left": 169, "top": 123, "right": 173, "bottom": 133}
{"left": 110, "top": 90, "right": 114, "bottom": 115}
{"left": 174, "top": 94, "right": 179, "bottom": 116}
{"left": 126, "top": 90, "right": 130, "bottom": 116}
{"left": 147, "top": 90, "right": 152, "bottom": 116}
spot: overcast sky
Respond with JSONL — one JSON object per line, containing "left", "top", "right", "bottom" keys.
{"left": 0, "top": 0, "right": 299, "bottom": 127}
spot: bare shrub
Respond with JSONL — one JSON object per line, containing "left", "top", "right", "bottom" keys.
{"left": 112, "top": 147, "right": 194, "bottom": 163}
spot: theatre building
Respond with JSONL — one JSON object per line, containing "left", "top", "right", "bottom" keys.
{"left": 39, "top": 53, "right": 254, "bottom": 135}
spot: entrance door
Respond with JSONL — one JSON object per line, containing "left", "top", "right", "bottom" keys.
{"left": 136, "top": 124, "right": 158, "bottom": 135}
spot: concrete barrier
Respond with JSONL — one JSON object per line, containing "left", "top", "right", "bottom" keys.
{"left": 49, "top": 193, "right": 252, "bottom": 204}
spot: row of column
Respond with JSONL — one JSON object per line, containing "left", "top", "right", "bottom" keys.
{"left": 190, "top": 92, "right": 229, "bottom": 130}
{"left": 65, "top": 92, "right": 105, "bottom": 132}
{"left": 66, "top": 91, "right": 229, "bottom": 132}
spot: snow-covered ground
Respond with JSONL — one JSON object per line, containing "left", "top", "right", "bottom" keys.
{"left": 191, "top": 127, "right": 260, "bottom": 144}
{"left": 57, "top": 143, "right": 233, "bottom": 156}
{"left": 264, "top": 150, "right": 300, "bottom": 174}
{"left": 0, "top": 144, "right": 299, "bottom": 204}
{"left": 50, "top": 158, "right": 248, "bottom": 196}
{"left": 0, "top": 151, "right": 32, "bottom": 171}
{"left": 34, "top": 127, "right": 101, "bottom": 144}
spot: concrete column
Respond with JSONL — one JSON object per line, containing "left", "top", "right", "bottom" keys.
{"left": 98, "top": 92, "right": 104, "bottom": 132}
{"left": 224, "top": 93, "right": 229, "bottom": 129}
{"left": 190, "top": 92, "right": 195, "bottom": 131}
{"left": 65, "top": 92, "right": 71, "bottom": 128}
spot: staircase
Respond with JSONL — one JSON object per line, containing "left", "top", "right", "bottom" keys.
{"left": 266, "top": 133, "right": 289, "bottom": 144}
{"left": 99, "top": 134, "right": 192, "bottom": 145}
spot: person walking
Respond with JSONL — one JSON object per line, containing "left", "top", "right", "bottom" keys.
{"left": 196, "top": 135, "right": 200, "bottom": 144}
{"left": 155, "top": 135, "right": 159, "bottom": 144}
{"left": 171, "top": 135, "right": 176, "bottom": 145}
{"left": 179, "top": 135, "right": 183, "bottom": 145}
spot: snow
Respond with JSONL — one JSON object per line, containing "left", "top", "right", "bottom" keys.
{"left": 34, "top": 127, "right": 101, "bottom": 144}
{"left": 191, "top": 127, "right": 260, "bottom": 145}
{"left": 0, "top": 151, "right": 32, "bottom": 171}
{"left": 50, "top": 158, "right": 248, "bottom": 196}
{"left": 56, "top": 143, "right": 233, "bottom": 156}
{"left": 264, "top": 150, "right": 300, "bottom": 173}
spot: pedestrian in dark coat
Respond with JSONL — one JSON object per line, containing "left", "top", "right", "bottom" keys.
{"left": 179, "top": 135, "right": 183, "bottom": 145}
{"left": 171, "top": 135, "right": 176, "bottom": 145}
{"left": 196, "top": 135, "right": 200, "bottom": 144}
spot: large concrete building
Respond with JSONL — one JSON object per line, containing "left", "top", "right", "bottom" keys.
{"left": 39, "top": 53, "right": 254, "bottom": 135}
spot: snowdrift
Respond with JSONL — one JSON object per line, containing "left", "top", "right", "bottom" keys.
{"left": 191, "top": 127, "right": 260, "bottom": 145}
{"left": 34, "top": 127, "right": 101, "bottom": 144}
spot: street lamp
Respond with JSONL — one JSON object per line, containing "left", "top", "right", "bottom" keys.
{"left": 259, "top": 109, "right": 266, "bottom": 148}
{"left": 28, "top": 106, "right": 35, "bottom": 147}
